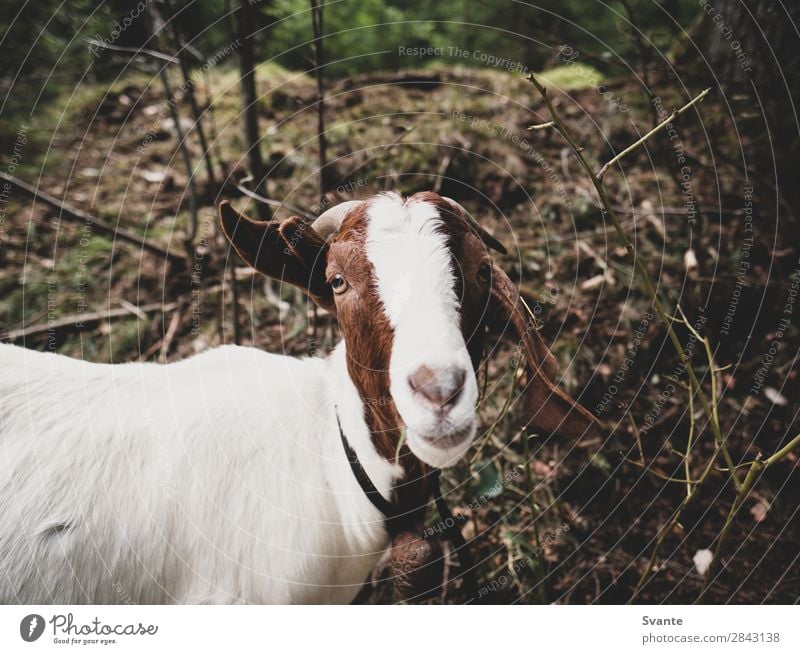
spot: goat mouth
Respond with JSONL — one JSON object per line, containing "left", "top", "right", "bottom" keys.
{"left": 418, "top": 421, "right": 475, "bottom": 450}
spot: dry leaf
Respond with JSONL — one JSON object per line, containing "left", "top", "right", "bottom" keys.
{"left": 581, "top": 272, "right": 615, "bottom": 291}
{"left": 693, "top": 548, "right": 713, "bottom": 575}
{"left": 684, "top": 248, "right": 698, "bottom": 274}
{"left": 140, "top": 169, "right": 166, "bottom": 183}
{"left": 750, "top": 500, "right": 769, "bottom": 523}
{"left": 764, "top": 387, "right": 788, "bottom": 406}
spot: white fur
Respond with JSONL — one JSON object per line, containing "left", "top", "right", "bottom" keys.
{"left": 366, "top": 193, "right": 479, "bottom": 468}
{"left": 0, "top": 342, "right": 397, "bottom": 604}
{"left": 0, "top": 193, "right": 481, "bottom": 603}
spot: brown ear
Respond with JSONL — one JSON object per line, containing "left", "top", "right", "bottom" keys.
{"left": 218, "top": 201, "right": 334, "bottom": 312}
{"left": 488, "top": 264, "right": 600, "bottom": 438}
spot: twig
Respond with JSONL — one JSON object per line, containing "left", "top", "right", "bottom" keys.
{"left": 166, "top": 5, "right": 218, "bottom": 191}
{"left": 596, "top": 88, "right": 710, "bottom": 180}
{"left": 234, "top": 178, "right": 314, "bottom": 219}
{"left": 685, "top": 378, "right": 696, "bottom": 498}
{"left": 522, "top": 429, "right": 548, "bottom": 604}
{"left": 526, "top": 75, "right": 737, "bottom": 489}
{"left": 432, "top": 149, "right": 452, "bottom": 193}
{"left": 0, "top": 172, "right": 184, "bottom": 264}
{"left": 764, "top": 433, "right": 800, "bottom": 467}
{"left": 524, "top": 75, "right": 744, "bottom": 603}
{"left": 1, "top": 301, "right": 180, "bottom": 342}
{"left": 469, "top": 356, "right": 521, "bottom": 466}
{"left": 526, "top": 121, "right": 554, "bottom": 131}
{"left": 622, "top": 455, "right": 699, "bottom": 485}
{"left": 229, "top": 264, "right": 242, "bottom": 345}
{"left": 159, "top": 309, "right": 182, "bottom": 363}
{"left": 697, "top": 432, "right": 800, "bottom": 602}
{"left": 676, "top": 306, "right": 740, "bottom": 493}
{"left": 83, "top": 38, "right": 179, "bottom": 64}
{"left": 628, "top": 440, "right": 725, "bottom": 602}
{"left": 628, "top": 412, "right": 645, "bottom": 464}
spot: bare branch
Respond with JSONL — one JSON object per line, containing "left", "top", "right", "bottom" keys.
{"left": 0, "top": 171, "right": 184, "bottom": 264}
{"left": 596, "top": 88, "right": 711, "bottom": 180}
{"left": 526, "top": 121, "right": 554, "bottom": 131}
{"left": 83, "top": 38, "right": 179, "bottom": 64}
{"left": 1, "top": 301, "right": 180, "bottom": 342}
{"left": 234, "top": 178, "right": 314, "bottom": 220}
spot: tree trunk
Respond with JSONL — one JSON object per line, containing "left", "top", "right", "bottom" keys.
{"left": 698, "top": 0, "right": 800, "bottom": 220}
{"left": 236, "top": 0, "right": 271, "bottom": 220}
{"left": 310, "top": 0, "right": 329, "bottom": 207}
{"left": 166, "top": 8, "right": 218, "bottom": 193}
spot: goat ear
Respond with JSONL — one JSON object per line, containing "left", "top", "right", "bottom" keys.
{"left": 218, "top": 202, "right": 334, "bottom": 312}
{"left": 488, "top": 264, "right": 600, "bottom": 438}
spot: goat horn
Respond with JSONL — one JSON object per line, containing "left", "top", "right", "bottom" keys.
{"left": 442, "top": 198, "right": 507, "bottom": 255}
{"left": 310, "top": 201, "right": 364, "bottom": 242}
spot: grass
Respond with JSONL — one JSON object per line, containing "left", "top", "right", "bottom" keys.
{"left": 533, "top": 63, "right": 605, "bottom": 91}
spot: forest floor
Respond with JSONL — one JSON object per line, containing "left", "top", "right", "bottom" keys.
{"left": 1, "top": 60, "right": 797, "bottom": 603}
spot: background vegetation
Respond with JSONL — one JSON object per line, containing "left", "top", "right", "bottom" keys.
{"left": 1, "top": 0, "right": 797, "bottom": 604}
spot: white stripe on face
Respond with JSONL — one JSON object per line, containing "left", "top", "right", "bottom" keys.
{"left": 364, "top": 193, "right": 478, "bottom": 468}
{"left": 365, "top": 192, "right": 459, "bottom": 334}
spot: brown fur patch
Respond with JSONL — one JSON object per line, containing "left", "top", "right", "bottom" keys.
{"left": 327, "top": 202, "right": 434, "bottom": 517}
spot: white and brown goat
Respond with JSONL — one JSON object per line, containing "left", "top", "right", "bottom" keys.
{"left": 0, "top": 191, "right": 598, "bottom": 603}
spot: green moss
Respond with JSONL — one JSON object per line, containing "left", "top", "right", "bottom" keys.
{"left": 533, "top": 63, "right": 605, "bottom": 91}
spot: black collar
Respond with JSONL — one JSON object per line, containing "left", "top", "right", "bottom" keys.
{"left": 335, "top": 408, "right": 477, "bottom": 599}
{"left": 336, "top": 409, "right": 406, "bottom": 536}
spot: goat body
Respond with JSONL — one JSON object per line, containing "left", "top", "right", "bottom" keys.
{"left": 0, "top": 342, "right": 395, "bottom": 604}
{"left": 0, "top": 191, "right": 601, "bottom": 604}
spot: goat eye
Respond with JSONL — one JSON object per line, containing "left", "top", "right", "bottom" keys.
{"left": 477, "top": 262, "right": 492, "bottom": 284}
{"left": 330, "top": 273, "right": 348, "bottom": 294}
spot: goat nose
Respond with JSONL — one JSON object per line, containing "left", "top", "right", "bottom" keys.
{"left": 408, "top": 365, "right": 467, "bottom": 412}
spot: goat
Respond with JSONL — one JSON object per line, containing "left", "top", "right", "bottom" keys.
{"left": 0, "top": 191, "right": 599, "bottom": 604}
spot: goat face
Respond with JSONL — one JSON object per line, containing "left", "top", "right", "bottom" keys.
{"left": 219, "top": 192, "right": 599, "bottom": 468}
{"left": 324, "top": 192, "right": 485, "bottom": 467}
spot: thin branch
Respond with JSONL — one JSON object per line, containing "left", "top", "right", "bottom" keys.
{"left": 523, "top": 76, "right": 747, "bottom": 604}
{"left": 697, "top": 432, "right": 800, "bottom": 603}
{"left": 596, "top": 88, "right": 711, "bottom": 180}
{"left": 526, "top": 75, "right": 737, "bottom": 490}
{"left": 0, "top": 171, "right": 184, "bottom": 264}
{"left": 234, "top": 178, "right": 314, "bottom": 219}
{"left": 229, "top": 265, "right": 242, "bottom": 346}
{"left": 622, "top": 456, "right": 699, "bottom": 485}
{"left": 764, "top": 432, "right": 800, "bottom": 467}
{"left": 522, "top": 429, "right": 548, "bottom": 604}
{"left": 685, "top": 377, "right": 696, "bottom": 498}
{"left": 628, "top": 440, "right": 726, "bottom": 602}
{"left": 1, "top": 301, "right": 180, "bottom": 342}
{"left": 83, "top": 38, "right": 179, "bottom": 64}
{"left": 166, "top": 4, "right": 218, "bottom": 191}
{"left": 628, "top": 412, "right": 645, "bottom": 464}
